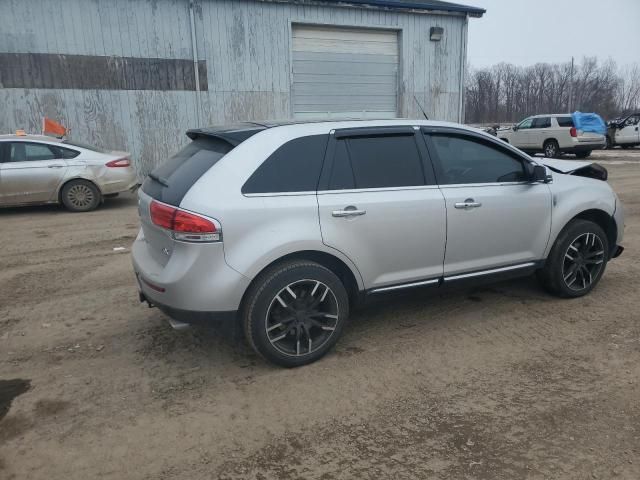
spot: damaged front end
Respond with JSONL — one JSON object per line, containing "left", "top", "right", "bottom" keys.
{"left": 539, "top": 159, "right": 608, "bottom": 181}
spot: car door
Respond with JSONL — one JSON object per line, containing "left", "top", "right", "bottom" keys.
{"left": 530, "top": 116, "right": 552, "bottom": 149}
{"left": 615, "top": 115, "right": 640, "bottom": 145}
{"left": 316, "top": 126, "right": 446, "bottom": 290}
{"left": 0, "top": 141, "right": 68, "bottom": 205}
{"left": 510, "top": 117, "right": 533, "bottom": 148}
{"left": 423, "top": 129, "right": 552, "bottom": 278}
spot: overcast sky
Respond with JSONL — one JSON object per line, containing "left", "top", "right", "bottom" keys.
{"left": 466, "top": 0, "right": 640, "bottom": 68}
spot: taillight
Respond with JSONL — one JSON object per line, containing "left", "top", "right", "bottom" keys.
{"left": 106, "top": 158, "right": 131, "bottom": 167}
{"left": 149, "top": 200, "right": 220, "bottom": 242}
{"left": 569, "top": 127, "right": 577, "bottom": 137}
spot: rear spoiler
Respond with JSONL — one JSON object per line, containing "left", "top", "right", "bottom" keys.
{"left": 186, "top": 127, "right": 265, "bottom": 147}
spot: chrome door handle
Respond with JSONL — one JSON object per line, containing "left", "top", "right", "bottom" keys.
{"left": 332, "top": 208, "right": 366, "bottom": 218}
{"left": 48, "top": 165, "right": 64, "bottom": 168}
{"left": 454, "top": 199, "right": 482, "bottom": 209}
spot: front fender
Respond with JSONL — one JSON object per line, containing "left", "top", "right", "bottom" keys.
{"left": 545, "top": 175, "right": 616, "bottom": 257}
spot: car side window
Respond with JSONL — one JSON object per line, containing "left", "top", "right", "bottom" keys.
{"left": 532, "top": 117, "right": 551, "bottom": 129}
{"left": 428, "top": 134, "right": 527, "bottom": 185}
{"left": 7, "top": 142, "right": 59, "bottom": 162}
{"left": 242, "top": 135, "right": 328, "bottom": 194}
{"left": 625, "top": 115, "right": 639, "bottom": 126}
{"left": 556, "top": 117, "right": 574, "bottom": 127}
{"left": 517, "top": 118, "right": 533, "bottom": 129}
{"left": 57, "top": 147, "right": 80, "bottom": 159}
{"left": 327, "top": 134, "right": 425, "bottom": 190}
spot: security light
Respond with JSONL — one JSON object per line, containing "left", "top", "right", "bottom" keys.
{"left": 430, "top": 26, "right": 444, "bottom": 41}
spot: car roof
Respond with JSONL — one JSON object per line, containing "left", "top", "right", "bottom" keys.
{"left": 0, "top": 134, "right": 64, "bottom": 142}
{"left": 530, "top": 114, "right": 571, "bottom": 118}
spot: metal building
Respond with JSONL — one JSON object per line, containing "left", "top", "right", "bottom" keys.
{"left": 0, "top": 0, "right": 484, "bottom": 175}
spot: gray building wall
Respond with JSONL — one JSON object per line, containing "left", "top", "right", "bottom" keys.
{"left": 0, "top": 0, "right": 468, "bottom": 176}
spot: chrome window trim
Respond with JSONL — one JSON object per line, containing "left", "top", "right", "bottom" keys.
{"left": 318, "top": 185, "right": 441, "bottom": 195}
{"left": 243, "top": 191, "right": 316, "bottom": 198}
{"left": 444, "top": 262, "right": 536, "bottom": 281}
{"left": 438, "top": 181, "right": 532, "bottom": 188}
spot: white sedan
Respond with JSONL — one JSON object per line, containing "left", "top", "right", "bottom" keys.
{"left": 0, "top": 134, "right": 137, "bottom": 211}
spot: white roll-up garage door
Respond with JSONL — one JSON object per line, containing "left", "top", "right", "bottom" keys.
{"left": 292, "top": 25, "right": 399, "bottom": 119}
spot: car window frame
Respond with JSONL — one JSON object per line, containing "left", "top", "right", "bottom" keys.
{"left": 421, "top": 127, "right": 534, "bottom": 187}
{"left": 532, "top": 117, "right": 551, "bottom": 129}
{"left": 4, "top": 141, "right": 62, "bottom": 163}
{"left": 317, "top": 126, "right": 437, "bottom": 192}
{"left": 516, "top": 117, "right": 533, "bottom": 130}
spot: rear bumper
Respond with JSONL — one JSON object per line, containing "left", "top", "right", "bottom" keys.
{"left": 138, "top": 288, "right": 237, "bottom": 327}
{"left": 562, "top": 143, "right": 605, "bottom": 153}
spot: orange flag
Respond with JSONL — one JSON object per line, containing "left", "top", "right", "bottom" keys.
{"left": 42, "top": 117, "right": 67, "bottom": 137}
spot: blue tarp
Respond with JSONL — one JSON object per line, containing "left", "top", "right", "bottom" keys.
{"left": 572, "top": 111, "right": 607, "bottom": 135}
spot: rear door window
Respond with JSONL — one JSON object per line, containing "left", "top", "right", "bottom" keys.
{"left": 142, "top": 137, "right": 233, "bottom": 206}
{"left": 532, "top": 117, "right": 551, "bottom": 128}
{"left": 327, "top": 134, "right": 426, "bottom": 190}
{"left": 242, "top": 135, "right": 328, "bottom": 194}
{"left": 556, "top": 117, "right": 574, "bottom": 127}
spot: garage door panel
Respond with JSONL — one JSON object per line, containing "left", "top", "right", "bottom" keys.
{"left": 294, "top": 82, "right": 396, "bottom": 96}
{"left": 292, "top": 51, "right": 397, "bottom": 65}
{"left": 293, "top": 60, "right": 397, "bottom": 76}
{"left": 292, "top": 25, "right": 398, "bottom": 119}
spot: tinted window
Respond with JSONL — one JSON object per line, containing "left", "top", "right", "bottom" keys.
{"left": 556, "top": 117, "right": 574, "bottom": 127}
{"left": 328, "top": 135, "right": 425, "bottom": 190}
{"left": 429, "top": 134, "right": 526, "bottom": 185}
{"left": 142, "top": 137, "right": 233, "bottom": 206}
{"left": 242, "top": 135, "right": 328, "bottom": 194}
{"left": 57, "top": 147, "right": 80, "bottom": 159}
{"left": 532, "top": 117, "right": 551, "bottom": 128}
{"left": 7, "top": 142, "right": 58, "bottom": 162}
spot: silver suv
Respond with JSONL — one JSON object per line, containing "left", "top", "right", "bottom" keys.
{"left": 497, "top": 114, "right": 606, "bottom": 158}
{"left": 132, "top": 120, "right": 624, "bottom": 367}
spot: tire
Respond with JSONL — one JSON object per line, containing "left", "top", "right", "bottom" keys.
{"left": 537, "top": 219, "right": 609, "bottom": 298}
{"left": 242, "top": 260, "right": 349, "bottom": 367}
{"left": 621, "top": 144, "right": 632, "bottom": 149}
{"left": 575, "top": 151, "right": 591, "bottom": 159}
{"left": 605, "top": 136, "right": 613, "bottom": 149}
{"left": 61, "top": 179, "right": 101, "bottom": 212}
{"left": 543, "top": 139, "right": 560, "bottom": 158}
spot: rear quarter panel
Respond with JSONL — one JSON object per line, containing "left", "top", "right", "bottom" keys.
{"left": 179, "top": 125, "right": 365, "bottom": 289}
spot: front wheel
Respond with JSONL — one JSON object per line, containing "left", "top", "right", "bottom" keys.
{"left": 537, "top": 219, "right": 609, "bottom": 298}
{"left": 543, "top": 140, "right": 560, "bottom": 158}
{"left": 242, "top": 260, "right": 349, "bottom": 367}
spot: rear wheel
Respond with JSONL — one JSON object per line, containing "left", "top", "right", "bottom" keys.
{"left": 575, "top": 150, "right": 592, "bottom": 159}
{"left": 605, "top": 136, "right": 613, "bottom": 149}
{"left": 242, "top": 260, "right": 349, "bottom": 367}
{"left": 543, "top": 140, "right": 559, "bottom": 158}
{"left": 621, "top": 144, "right": 632, "bottom": 149}
{"left": 537, "top": 219, "right": 609, "bottom": 298}
{"left": 61, "top": 180, "right": 101, "bottom": 212}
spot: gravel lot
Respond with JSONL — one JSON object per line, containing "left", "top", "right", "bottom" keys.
{"left": 1, "top": 149, "right": 639, "bottom": 479}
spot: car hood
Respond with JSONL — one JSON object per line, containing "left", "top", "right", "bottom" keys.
{"left": 537, "top": 158, "right": 593, "bottom": 173}
{"left": 538, "top": 158, "right": 608, "bottom": 181}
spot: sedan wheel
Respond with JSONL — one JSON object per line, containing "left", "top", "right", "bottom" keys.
{"left": 61, "top": 180, "right": 101, "bottom": 212}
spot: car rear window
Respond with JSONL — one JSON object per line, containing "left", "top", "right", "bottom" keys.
{"left": 556, "top": 117, "right": 574, "bottom": 127}
{"left": 142, "top": 137, "right": 233, "bottom": 206}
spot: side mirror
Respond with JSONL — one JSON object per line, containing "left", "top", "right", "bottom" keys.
{"left": 512, "top": 125, "right": 518, "bottom": 131}
{"left": 531, "top": 165, "right": 548, "bottom": 183}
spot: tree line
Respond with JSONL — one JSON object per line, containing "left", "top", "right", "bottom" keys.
{"left": 464, "top": 58, "right": 640, "bottom": 124}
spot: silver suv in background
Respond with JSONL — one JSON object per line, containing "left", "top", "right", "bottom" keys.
{"left": 497, "top": 114, "right": 605, "bottom": 158}
{"left": 132, "top": 120, "right": 624, "bottom": 367}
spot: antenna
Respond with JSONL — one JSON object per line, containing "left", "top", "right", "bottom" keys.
{"left": 413, "top": 95, "right": 429, "bottom": 120}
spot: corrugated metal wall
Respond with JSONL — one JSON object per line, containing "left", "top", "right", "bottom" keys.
{"left": 0, "top": 0, "right": 467, "bottom": 176}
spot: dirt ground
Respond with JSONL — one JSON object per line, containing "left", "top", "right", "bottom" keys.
{"left": 1, "top": 149, "right": 639, "bottom": 480}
